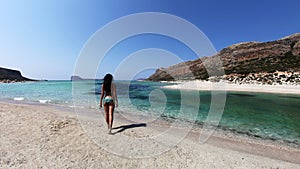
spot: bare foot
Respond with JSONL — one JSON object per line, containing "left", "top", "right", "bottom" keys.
{"left": 108, "top": 126, "right": 112, "bottom": 134}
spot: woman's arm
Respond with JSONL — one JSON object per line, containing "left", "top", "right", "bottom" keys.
{"left": 100, "top": 85, "right": 105, "bottom": 108}
{"left": 112, "top": 83, "right": 118, "bottom": 107}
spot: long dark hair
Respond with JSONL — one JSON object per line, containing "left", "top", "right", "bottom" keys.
{"left": 103, "top": 73, "right": 113, "bottom": 93}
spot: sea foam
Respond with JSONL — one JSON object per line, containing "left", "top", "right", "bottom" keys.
{"left": 13, "top": 97, "right": 24, "bottom": 101}
{"left": 39, "top": 100, "right": 50, "bottom": 104}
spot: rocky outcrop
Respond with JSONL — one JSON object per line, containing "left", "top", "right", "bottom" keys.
{"left": 147, "top": 33, "right": 300, "bottom": 83}
{"left": 0, "top": 67, "right": 35, "bottom": 83}
{"left": 71, "top": 76, "right": 84, "bottom": 81}
{"left": 208, "top": 71, "right": 300, "bottom": 85}
{"left": 71, "top": 75, "right": 102, "bottom": 81}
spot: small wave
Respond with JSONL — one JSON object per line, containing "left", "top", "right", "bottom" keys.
{"left": 68, "top": 105, "right": 87, "bottom": 109}
{"left": 39, "top": 100, "right": 51, "bottom": 104}
{"left": 13, "top": 97, "right": 24, "bottom": 101}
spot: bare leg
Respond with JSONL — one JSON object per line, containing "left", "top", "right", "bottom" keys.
{"left": 108, "top": 104, "right": 115, "bottom": 134}
{"left": 104, "top": 104, "right": 109, "bottom": 129}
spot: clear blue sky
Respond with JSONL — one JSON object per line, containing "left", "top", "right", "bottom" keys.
{"left": 0, "top": 0, "right": 299, "bottom": 80}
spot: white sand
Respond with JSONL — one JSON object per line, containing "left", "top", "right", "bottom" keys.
{"left": 162, "top": 80, "right": 300, "bottom": 94}
{"left": 0, "top": 101, "right": 299, "bottom": 168}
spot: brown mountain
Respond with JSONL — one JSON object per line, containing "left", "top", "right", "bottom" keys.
{"left": 147, "top": 33, "right": 300, "bottom": 81}
{"left": 0, "top": 67, "right": 35, "bottom": 82}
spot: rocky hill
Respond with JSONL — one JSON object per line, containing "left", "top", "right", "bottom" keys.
{"left": 147, "top": 33, "right": 300, "bottom": 84}
{"left": 70, "top": 75, "right": 102, "bottom": 81}
{"left": 71, "top": 76, "right": 84, "bottom": 81}
{"left": 0, "top": 67, "right": 35, "bottom": 83}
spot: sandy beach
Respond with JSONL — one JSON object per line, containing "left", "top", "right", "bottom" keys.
{"left": 2, "top": 0, "right": 300, "bottom": 168}
{"left": 0, "top": 101, "right": 299, "bottom": 168}
{"left": 162, "top": 80, "right": 300, "bottom": 94}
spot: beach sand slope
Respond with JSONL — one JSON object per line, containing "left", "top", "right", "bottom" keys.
{"left": 0, "top": 102, "right": 299, "bottom": 168}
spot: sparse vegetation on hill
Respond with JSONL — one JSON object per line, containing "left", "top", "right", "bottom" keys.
{"left": 148, "top": 33, "right": 300, "bottom": 84}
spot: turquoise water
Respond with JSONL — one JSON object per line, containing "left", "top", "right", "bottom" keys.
{"left": 0, "top": 80, "right": 299, "bottom": 144}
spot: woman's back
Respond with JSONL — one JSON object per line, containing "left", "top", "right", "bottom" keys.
{"left": 103, "top": 83, "right": 112, "bottom": 96}
{"left": 103, "top": 74, "right": 113, "bottom": 96}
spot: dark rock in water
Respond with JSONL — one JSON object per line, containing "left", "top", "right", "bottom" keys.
{"left": 0, "top": 67, "right": 35, "bottom": 82}
{"left": 147, "top": 33, "right": 300, "bottom": 83}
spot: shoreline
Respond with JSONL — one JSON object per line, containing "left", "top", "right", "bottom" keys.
{"left": 2, "top": 98, "right": 300, "bottom": 148}
{"left": 162, "top": 80, "right": 300, "bottom": 95}
{"left": 1, "top": 101, "right": 299, "bottom": 168}
{"left": 0, "top": 88, "right": 300, "bottom": 147}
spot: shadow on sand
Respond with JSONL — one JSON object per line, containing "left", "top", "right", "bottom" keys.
{"left": 112, "top": 123, "right": 147, "bottom": 135}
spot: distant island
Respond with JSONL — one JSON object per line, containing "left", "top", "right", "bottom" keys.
{"left": 0, "top": 67, "right": 36, "bottom": 83}
{"left": 71, "top": 76, "right": 84, "bottom": 81}
{"left": 148, "top": 33, "right": 300, "bottom": 85}
{"left": 71, "top": 76, "right": 102, "bottom": 81}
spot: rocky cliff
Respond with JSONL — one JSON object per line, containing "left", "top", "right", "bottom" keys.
{"left": 0, "top": 67, "right": 35, "bottom": 83}
{"left": 147, "top": 33, "right": 300, "bottom": 83}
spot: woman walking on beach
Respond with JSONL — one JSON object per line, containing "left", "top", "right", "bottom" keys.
{"left": 100, "top": 74, "right": 118, "bottom": 134}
